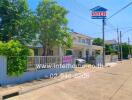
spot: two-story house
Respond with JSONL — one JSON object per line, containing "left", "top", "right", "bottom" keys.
{"left": 31, "top": 32, "right": 103, "bottom": 58}
{"left": 66, "top": 32, "right": 103, "bottom": 58}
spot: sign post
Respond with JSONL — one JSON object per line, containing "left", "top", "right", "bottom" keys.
{"left": 91, "top": 6, "right": 108, "bottom": 66}
{"left": 102, "top": 19, "right": 105, "bottom": 66}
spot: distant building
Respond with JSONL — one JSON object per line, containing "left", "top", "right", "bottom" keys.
{"left": 105, "top": 39, "right": 118, "bottom": 51}
{"left": 105, "top": 40, "right": 117, "bottom": 45}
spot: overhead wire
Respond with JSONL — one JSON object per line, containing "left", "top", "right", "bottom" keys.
{"left": 107, "top": 1, "right": 132, "bottom": 20}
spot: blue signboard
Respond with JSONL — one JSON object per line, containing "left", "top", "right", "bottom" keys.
{"left": 91, "top": 6, "right": 107, "bottom": 19}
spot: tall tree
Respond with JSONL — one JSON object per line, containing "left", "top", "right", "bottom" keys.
{"left": 93, "top": 38, "right": 103, "bottom": 46}
{"left": 0, "top": 0, "right": 37, "bottom": 43}
{"left": 105, "top": 44, "right": 117, "bottom": 55}
{"left": 36, "top": 0, "right": 72, "bottom": 56}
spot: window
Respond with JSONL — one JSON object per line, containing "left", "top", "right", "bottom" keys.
{"left": 78, "top": 37, "right": 81, "bottom": 42}
{"left": 82, "top": 39, "right": 85, "bottom": 43}
{"left": 73, "top": 37, "right": 77, "bottom": 42}
{"left": 86, "top": 39, "right": 91, "bottom": 45}
{"left": 79, "top": 51, "right": 82, "bottom": 58}
{"left": 66, "top": 50, "right": 72, "bottom": 55}
{"left": 34, "top": 48, "right": 39, "bottom": 56}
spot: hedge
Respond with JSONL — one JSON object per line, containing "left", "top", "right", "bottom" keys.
{"left": 0, "top": 40, "right": 30, "bottom": 76}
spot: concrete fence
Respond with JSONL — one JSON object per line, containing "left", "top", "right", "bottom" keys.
{"left": 105, "top": 55, "right": 118, "bottom": 63}
{"left": 0, "top": 56, "right": 73, "bottom": 86}
{"left": 95, "top": 55, "right": 103, "bottom": 67}
{"left": 95, "top": 55, "right": 118, "bottom": 66}
{"left": 27, "top": 55, "right": 75, "bottom": 71}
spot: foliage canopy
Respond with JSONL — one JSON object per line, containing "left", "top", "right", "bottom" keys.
{"left": 0, "top": 0, "right": 37, "bottom": 43}
{"left": 36, "top": 0, "right": 72, "bottom": 56}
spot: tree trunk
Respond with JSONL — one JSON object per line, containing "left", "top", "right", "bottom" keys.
{"left": 42, "top": 45, "right": 53, "bottom": 56}
{"left": 42, "top": 46, "right": 46, "bottom": 56}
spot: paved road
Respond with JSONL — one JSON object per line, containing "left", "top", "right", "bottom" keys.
{"left": 8, "top": 60, "right": 132, "bottom": 100}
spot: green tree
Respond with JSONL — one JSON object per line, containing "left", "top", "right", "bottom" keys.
{"left": 0, "top": 0, "right": 37, "bottom": 43}
{"left": 122, "top": 43, "right": 132, "bottom": 59}
{"left": 93, "top": 38, "right": 103, "bottom": 46}
{"left": 130, "top": 46, "right": 132, "bottom": 55}
{"left": 36, "top": 0, "right": 72, "bottom": 56}
{"left": 93, "top": 38, "right": 118, "bottom": 55}
{"left": 105, "top": 44, "right": 117, "bottom": 55}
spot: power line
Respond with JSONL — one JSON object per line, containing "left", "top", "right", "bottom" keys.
{"left": 108, "top": 1, "right": 132, "bottom": 20}
{"left": 74, "top": 0, "right": 118, "bottom": 31}
{"left": 59, "top": 0, "right": 129, "bottom": 32}
{"left": 58, "top": 0, "right": 132, "bottom": 41}
{"left": 58, "top": 0, "right": 102, "bottom": 27}
{"left": 70, "top": 10, "right": 102, "bottom": 27}
{"left": 70, "top": 0, "right": 118, "bottom": 31}
{"left": 106, "top": 1, "right": 132, "bottom": 32}
{"left": 92, "top": 26, "right": 132, "bottom": 37}
{"left": 106, "top": 21, "right": 117, "bottom": 30}
{"left": 124, "top": 29, "right": 132, "bottom": 33}
{"left": 74, "top": 0, "right": 94, "bottom": 10}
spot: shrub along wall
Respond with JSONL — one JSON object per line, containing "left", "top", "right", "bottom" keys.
{"left": 0, "top": 40, "right": 30, "bottom": 76}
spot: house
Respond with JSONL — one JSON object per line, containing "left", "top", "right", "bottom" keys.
{"left": 66, "top": 32, "right": 103, "bottom": 58}
{"left": 105, "top": 40, "right": 117, "bottom": 45}
{"left": 31, "top": 32, "right": 103, "bottom": 59}
{"left": 105, "top": 39, "right": 118, "bottom": 51}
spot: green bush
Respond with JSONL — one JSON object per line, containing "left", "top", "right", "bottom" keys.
{"left": 29, "top": 49, "right": 34, "bottom": 56}
{"left": 122, "top": 43, "right": 130, "bottom": 59}
{"left": 0, "top": 40, "right": 30, "bottom": 76}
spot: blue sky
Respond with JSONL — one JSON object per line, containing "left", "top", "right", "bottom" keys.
{"left": 27, "top": 0, "right": 132, "bottom": 43}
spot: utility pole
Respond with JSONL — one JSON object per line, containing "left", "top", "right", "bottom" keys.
{"left": 117, "top": 28, "right": 120, "bottom": 60}
{"left": 91, "top": 6, "right": 107, "bottom": 66}
{"left": 102, "top": 19, "right": 105, "bottom": 66}
{"left": 120, "top": 31, "right": 123, "bottom": 61}
{"left": 128, "top": 37, "right": 131, "bottom": 57}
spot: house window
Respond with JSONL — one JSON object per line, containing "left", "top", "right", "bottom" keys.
{"left": 86, "top": 39, "right": 91, "bottom": 45}
{"left": 66, "top": 50, "right": 72, "bottom": 55}
{"left": 78, "top": 37, "right": 81, "bottom": 42}
{"left": 82, "top": 39, "right": 85, "bottom": 43}
{"left": 73, "top": 37, "right": 77, "bottom": 42}
{"left": 34, "top": 48, "right": 39, "bottom": 56}
{"left": 79, "top": 51, "right": 82, "bottom": 58}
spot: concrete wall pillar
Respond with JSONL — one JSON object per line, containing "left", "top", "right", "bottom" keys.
{"left": 58, "top": 47, "right": 64, "bottom": 64}
{"left": 90, "top": 40, "right": 92, "bottom": 45}
{"left": 89, "top": 47, "right": 93, "bottom": 57}
{"left": 0, "top": 56, "right": 7, "bottom": 85}
{"left": 82, "top": 48, "right": 86, "bottom": 58}
{"left": 72, "top": 49, "right": 79, "bottom": 58}
{"left": 59, "top": 46, "right": 64, "bottom": 56}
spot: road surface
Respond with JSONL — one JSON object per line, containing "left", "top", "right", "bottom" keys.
{"left": 8, "top": 60, "right": 132, "bottom": 100}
